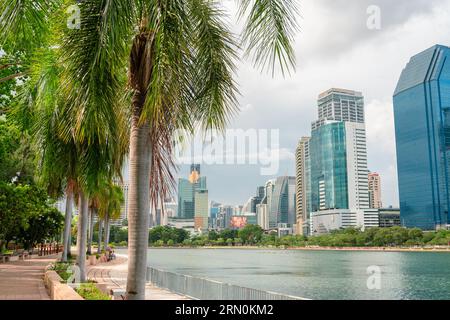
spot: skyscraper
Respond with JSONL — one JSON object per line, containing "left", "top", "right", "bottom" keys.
{"left": 312, "top": 88, "right": 365, "bottom": 131}
{"left": 194, "top": 189, "right": 209, "bottom": 231}
{"left": 178, "top": 164, "right": 207, "bottom": 219}
{"left": 270, "top": 176, "right": 296, "bottom": 228}
{"left": 368, "top": 172, "right": 382, "bottom": 209}
{"left": 295, "top": 137, "right": 311, "bottom": 235}
{"left": 309, "top": 89, "right": 370, "bottom": 234}
{"left": 393, "top": 45, "right": 450, "bottom": 230}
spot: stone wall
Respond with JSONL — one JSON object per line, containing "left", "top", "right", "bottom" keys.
{"left": 44, "top": 270, "right": 83, "bottom": 300}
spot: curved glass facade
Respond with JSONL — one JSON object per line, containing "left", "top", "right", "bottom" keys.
{"left": 270, "top": 176, "right": 296, "bottom": 226}
{"left": 310, "top": 122, "right": 349, "bottom": 212}
{"left": 393, "top": 45, "right": 450, "bottom": 230}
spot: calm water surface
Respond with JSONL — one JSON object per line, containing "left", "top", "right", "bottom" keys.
{"left": 141, "top": 248, "right": 450, "bottom": 300}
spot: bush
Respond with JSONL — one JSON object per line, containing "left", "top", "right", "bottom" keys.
{"left": 154, "top": 240, "right": 164, "bottom": 247}
{"left": 118, "top": 241, "right": 127, "bottom": 247}
{"left": 48, "top": 262, "right": 73, "bottom": 282}
{"left": 75, "top": 283, "right": 111, "bottom": 300}
{"left": 167, "top": 239, "right": 174, "bottom": 246}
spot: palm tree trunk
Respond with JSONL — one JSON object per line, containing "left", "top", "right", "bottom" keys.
{"left": 104, "top": 212, "right": 110, "bottom": 251}
{"left": 62, "top": 189, "right": 73, "bottom": 262}
{"left": 87, "top": 208, "right": 95, "bottom": 255}
{"left": 76, "top": 191, "right": 89, "bottom": 283}
{"left": 97, "top": 219, "right": 103, "bottom": 254}
{"left": 126, "top": 96, "right": 151, "bottom": 300}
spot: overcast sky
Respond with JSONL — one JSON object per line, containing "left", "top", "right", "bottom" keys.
{"left": 170, "top": 0, "right": 450, "bottom": 207}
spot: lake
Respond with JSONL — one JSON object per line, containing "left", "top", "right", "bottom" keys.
{"left": 143, "top": 248, "right": 450, "bottom": 300}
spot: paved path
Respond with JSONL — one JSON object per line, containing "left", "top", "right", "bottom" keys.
{"left": 0, "top": 255, "right": 59, "bottom": 300}
{"left": 86, "top": 255, "right": 189, "bottom": 300}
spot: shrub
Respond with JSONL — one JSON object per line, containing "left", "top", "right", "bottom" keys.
{"left": 48, "top": 262, "right": 73, "bottom": 282}
{"left": 75, "top": 283, "right": 111, "bottom": 300}
{"left": 182, "top": 239, "right": 192, "bottom": 246}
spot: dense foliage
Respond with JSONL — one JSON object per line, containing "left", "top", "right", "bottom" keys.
{"left": 148, "top": 226, "right": 190, "bottom": 245}
{"left": 0, "top": 183, "right": 63, "bottom": 250}
{"left": 0, "top": 116, "right": 36, "bottom": 184}
{"left": 147, "top": 225, "right": 450, "bottom": 248}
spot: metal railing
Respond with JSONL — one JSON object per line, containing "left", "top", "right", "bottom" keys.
{"left": 146, "top": 267, "right": 308, "bottom": 300}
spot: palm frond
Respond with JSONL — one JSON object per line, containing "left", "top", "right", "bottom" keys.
{"left": 0, "top": 0, "right": 58, "bottom": 53}
{"left": 238, "top": 0, "right": 300, "bottom": 76}
{"left": 189, "top": 0, "right": 239, "bottom": 131}
{"left": 58, "top": 0, "right": 134, "bottom": 192}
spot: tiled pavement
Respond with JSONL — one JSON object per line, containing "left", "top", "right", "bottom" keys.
{"left": 0, "top": 255, "right": 59, "bottom": 300}
{"left": 86, "top": 255, "right": 190, "bottom": 300}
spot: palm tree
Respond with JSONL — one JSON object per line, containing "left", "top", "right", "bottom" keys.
{"left": 87, "top": 195, "right": 99, "bottom": 255}
{"left": 99, "top": 183, "right": 125, "bottom": 250}
{"left": 1, "top": 1, "right": 129, "bottom": 281}
{"left": 122, "top": 0, "right": 299, "bottom": 300}
{"left": 2, "top": 0, "right": 299, "bottom": 299}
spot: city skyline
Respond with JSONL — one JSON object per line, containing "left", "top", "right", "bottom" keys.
{"left": 171, "top": 0, "right": 450, "bottom": 207}
{"left": 116, "top": 1, "right": 450, "bottom": 211}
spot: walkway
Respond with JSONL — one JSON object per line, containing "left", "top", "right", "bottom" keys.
{"left": 0, "top": 255, "right": 59, "bottom": 300}
{"left": 86, "top": 255, "right": 189, "bottom": 300}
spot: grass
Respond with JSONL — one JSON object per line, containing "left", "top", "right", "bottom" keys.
{"left": 75, "top": 283, "right": 111, "bottom": 300}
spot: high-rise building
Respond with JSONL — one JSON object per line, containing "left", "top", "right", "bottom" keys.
{"left": 216, "top": 205, "right": 234, "bottom": 229}
{"left": 177, "top": 164, "right": 207, "bottom": 219}
{"left": 270, "top": 176, "right": 296, "bottom": 228}
{"left": 295, "top": 137, "right": 311, "bottom": 235}
{"left": 312, "top": 88, "right": 365, "bottom": 131}
{"left": 393, "top": 45, "right": 450, "bottom": 230}
{"left": 368, "top": 172, "right": 382, "bottom": 209}
{"left": 309, "top": 89, "right": 370, "bottom": 234}
{"left": 256, "top": 201, "right": 270, "bottom": 230}
{"left": 210, "top": 202, "right": 221, "bottom": 229}
{"left": 194, "top": 189, "right": 209, "bottom": 231}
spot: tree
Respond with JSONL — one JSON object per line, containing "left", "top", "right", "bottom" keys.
{"left": 238, "top": 225, "right": 264, "bottom": 245}
{"left": 0, "top": 116, "right": 37, "bottom": 184}
{"left": 219, "top": 229, "right": 239, "bottom": 241}
{"left": 0, "top": 183, "right": 29, "bottom": 248}
{"left": 0, "top": 183, "right": 63, "bottom": 251}
{"left": 1, "top": 0, "right": 299, "bottom": 299}
{"left": 98, "top": 183, "right": 125, "bottom": 250}
{"left": 18, "top": 206, "right": 63, "bottom": 250}
{"left": 208, "top": 230, "right": 219, "bottom": 241}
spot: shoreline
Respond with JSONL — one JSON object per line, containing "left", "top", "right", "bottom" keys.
{"left": 143, "top": 245, "right": 450, "bottom": 253}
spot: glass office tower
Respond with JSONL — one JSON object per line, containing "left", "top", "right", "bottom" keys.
{"left": 310, "top": 122, "right": 349, "bottom": 213}
{"left": 177, "top": 164, "right": 207, "bottom": 219}
{"left": 270, "top": 176, "right": 296, "bottom": 227}
{"left": 393, "top": 44, "right": 450, "bottom": 230}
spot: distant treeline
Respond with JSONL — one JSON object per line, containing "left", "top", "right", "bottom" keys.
{"left": 107, "top": 225, "right": 450, "bottom": 248}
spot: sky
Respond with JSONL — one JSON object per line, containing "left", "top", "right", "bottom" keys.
{"left": 163, "top": 0, "right": 450, "bottom": 207}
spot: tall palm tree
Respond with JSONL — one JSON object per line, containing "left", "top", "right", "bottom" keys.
{"left": 98, "top": 183, "right": 125, "bottom": 250}
{"left": 87, "top": 195, "right": 100, "bottom": 255}
{"left": 2, "top": 0, "right": 299, "bottom": 299}
{"left": 1, "top": 1, "right": 129, "bottom": 280}
{"left": 122, "top": 0, "right": 299, "bottom": 300}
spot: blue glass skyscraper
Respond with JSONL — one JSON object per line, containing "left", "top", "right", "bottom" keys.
{"left": 393, "top": 45, "right": 450, "bottom": 230}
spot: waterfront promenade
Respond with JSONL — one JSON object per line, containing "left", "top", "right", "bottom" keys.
{"left": 0, "top": 254, "right": 60, "bottom": 300}
{"left": 86, "top": 254, "right": 189, "bottom": 300}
